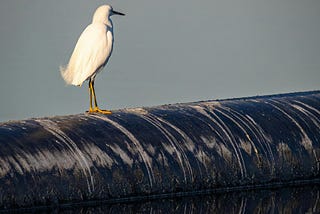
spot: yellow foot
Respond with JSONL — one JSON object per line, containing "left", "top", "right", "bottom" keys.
{"left": 87, "top": 107, "right": 112, "bottom": 114}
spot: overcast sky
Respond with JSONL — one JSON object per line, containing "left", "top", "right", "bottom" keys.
{"left": 0, "top": 0, "right": 319, "bottom": 121}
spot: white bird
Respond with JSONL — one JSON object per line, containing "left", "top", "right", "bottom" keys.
{"left": 60, "top": 5, "right": 125, "bottom": 114}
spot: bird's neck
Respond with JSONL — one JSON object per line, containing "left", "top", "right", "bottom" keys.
{"left": 92, "top": 15, "right": 113, "bottom": 28}
{"left": 105, "top": 19, "right": 113, "bottom": 28}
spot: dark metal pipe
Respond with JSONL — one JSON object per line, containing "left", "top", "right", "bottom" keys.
{"left": 0, "top": 91, "right": 319, "bottom": 209}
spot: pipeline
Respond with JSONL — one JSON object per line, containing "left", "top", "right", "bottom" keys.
{"left": 0, "top": 91, "right": 319, "bottom": 209}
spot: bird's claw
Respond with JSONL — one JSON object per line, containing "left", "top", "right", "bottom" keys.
{"left": 87, "top": 107, "right": 112, "bottom": 114}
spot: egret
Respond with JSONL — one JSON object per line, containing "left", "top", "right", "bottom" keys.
{"left": 60, "top": 5, "right": 125, "bottom": 114}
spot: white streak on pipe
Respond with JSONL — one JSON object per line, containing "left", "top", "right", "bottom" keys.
{"left": 89, "top": 115, "right": 154, "bottom": 188}
{"left": 36, "top": 119, "right": 95, "bottom": 194}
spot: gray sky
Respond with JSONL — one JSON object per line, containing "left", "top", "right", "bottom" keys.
{"left": 0, "top": 0, "right": 319, "bottom": 121}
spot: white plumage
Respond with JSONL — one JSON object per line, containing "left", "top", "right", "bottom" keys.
{"left": 60, "top": 5, "right": 124, "bottom": 114}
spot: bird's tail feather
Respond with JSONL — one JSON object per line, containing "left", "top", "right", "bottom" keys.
{"left": 60, "top": 65, "right": 83, "bottom": 86}
{"left": 60, "top": 66, "right": 73, "bottom": 85}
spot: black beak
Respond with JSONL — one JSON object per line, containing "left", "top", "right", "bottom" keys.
{"left": 113, "top": 10, "right": 125, "bottom": 16}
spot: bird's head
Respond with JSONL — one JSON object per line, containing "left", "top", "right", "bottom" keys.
{"left": 92, "top": 5, "right": 125, "bottom": 25}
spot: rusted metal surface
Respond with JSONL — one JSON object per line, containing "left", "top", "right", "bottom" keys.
{"left": 0, "top": 91, "right": 319, "bottom": 209}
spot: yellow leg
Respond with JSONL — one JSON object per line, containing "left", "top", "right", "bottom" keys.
{"left": 92, "top": 80, "right": 99, "bottom": 109}
{"left": 87, "top": 79, "right": 112, "bottom": 114}
{"left": 89, "top": 80, "right": 93, "bottom": 112}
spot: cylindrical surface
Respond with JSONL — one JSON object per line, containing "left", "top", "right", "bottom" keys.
{"left": 0, "top": 91, "right": 319, "bottom": 209}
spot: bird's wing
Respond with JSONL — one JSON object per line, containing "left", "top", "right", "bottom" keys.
{"left": 67, "top": 23, "right": 112, "bottom": 85}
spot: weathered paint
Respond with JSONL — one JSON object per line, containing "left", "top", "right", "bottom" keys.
{"left": 0, "top": 91, "right": 319, "bottom": 209}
